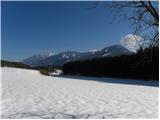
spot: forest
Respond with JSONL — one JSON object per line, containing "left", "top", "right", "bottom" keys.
{"left": 62, "top": 47, "right": 159, "bottom": 80}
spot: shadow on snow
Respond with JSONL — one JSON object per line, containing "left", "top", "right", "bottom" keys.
{"left": 55, "top": 75, "right": 159, "bottom": 87}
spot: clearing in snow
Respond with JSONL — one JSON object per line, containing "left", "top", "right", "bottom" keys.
{"left": 1, "top": 67, "right": 159, "bottom": 118}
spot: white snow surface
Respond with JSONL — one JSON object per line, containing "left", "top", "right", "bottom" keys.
{"left": 102, "top": 53, "right": 112, "bottom": 57}
{"left": 1, "top": 67, "right": 159, "bottom": 119}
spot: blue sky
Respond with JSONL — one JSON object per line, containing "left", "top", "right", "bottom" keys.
{"left": 2, "top": 1, "right": 133, "bottom": 61}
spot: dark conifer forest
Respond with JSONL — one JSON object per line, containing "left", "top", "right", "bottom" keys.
{"left": 62, "top": 47, "right": 159, "bottom": 80}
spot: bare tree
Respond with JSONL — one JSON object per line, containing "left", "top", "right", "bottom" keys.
{"left": 93, "top": 1, "right": 159, "bottom": 48}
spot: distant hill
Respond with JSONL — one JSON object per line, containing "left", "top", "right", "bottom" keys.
{"left": 1, "top": 60, "right": 32, "bottom": 69}
{"left": 22, "top": 53, "right": 55, "bottom": 66}
{"left": 22, "top": 44, "right": 134, "bottom": 67}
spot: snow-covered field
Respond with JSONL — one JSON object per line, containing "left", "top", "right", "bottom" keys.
{"left": 1, "top": 67, "right": 159, "bottom": 118}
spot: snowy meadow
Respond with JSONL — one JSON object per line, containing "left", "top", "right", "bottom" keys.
{"left": 1, "top": 67, "right": 159, "bottom": 119}
{"left": 1, "top": 1, "right": 159, "bottom": 119}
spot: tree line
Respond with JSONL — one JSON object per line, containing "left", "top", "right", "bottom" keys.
{"left": 62, "top": 47, "right": 159, "bottom": 80}
{"left": 1, "top": 60, "right": 54, "bottom": 76}
{"left": 1, "top": 60, "right": 32, "bottom": 69}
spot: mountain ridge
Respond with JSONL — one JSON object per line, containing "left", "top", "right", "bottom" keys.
{"left": 22, "top": 44, "right": 134, "bottom": 67}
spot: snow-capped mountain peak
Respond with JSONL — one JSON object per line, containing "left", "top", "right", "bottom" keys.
{"left": 22, "top": 44, "right": 133, "bottom": 67}
{"left": 48, "top": 52, "right": 55, "bottom": 57}
{"left": 89, "top": 49, "right": 99, "bottom": 52}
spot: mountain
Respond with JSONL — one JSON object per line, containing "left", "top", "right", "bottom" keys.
{"left": 22, "top": 53, "right": 54, "bottom": 66}
{"left": 75, "top": 45, "right": 133, "bottom": 60}
{"left": 95, "top": 45, "right": 133, "bottom": 57}
{"left": 35, "top": 51, "right": 82, "bottom": 67}
{"left": 22, "top": 45, "right": 134, "bottom": 67}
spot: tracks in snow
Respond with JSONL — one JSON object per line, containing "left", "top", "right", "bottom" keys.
{"left": 1, "top": 68, "right": 159, "bottom": 118}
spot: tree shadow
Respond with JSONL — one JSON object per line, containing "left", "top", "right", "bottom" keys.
{"left": 1, "top": 111, "right": 124, "bottom": 119}
{"left": 56, "top": 75, "right": 159, "bottom": 87}
{"left": 1, "top": 111, "right": 113, "bottom": 119}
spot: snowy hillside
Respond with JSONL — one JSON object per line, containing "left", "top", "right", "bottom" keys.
{"left": 22, "top": 53, "right": 55, "bottom": 66}
{"left": 1, "top": 67, "right": 158, "bottom": 118}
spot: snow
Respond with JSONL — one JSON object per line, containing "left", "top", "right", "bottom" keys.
{"left": 105, "top": 49, "right": 108, "bottom": 52}
{"left": 89, "top": 49, "right": 99, "bottom": 52}
{"left": 89, "top": 49, "right": 99, "bottom": 54}
{"left": 48, "top": 52, "right": 55, "bottom": 57}
{"left": 49, "top": 70, "right": 63, "bottom": 76}
{"left": 72, "top": 54, "right": 76, "bottom": 57}
{"left": 102, "top": 53, "right": 112, "bottom": 57}
{"left": 62, "top": 54, "right": 69, "bottom": 59}
{"left": 1, "top": 67, "right": 159, "bottom": 119}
